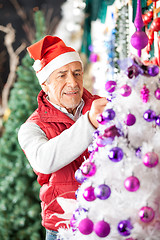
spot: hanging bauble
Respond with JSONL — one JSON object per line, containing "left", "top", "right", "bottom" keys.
{"left": 97, "top": 109, "right": 115, "bottom": 125}
{"left": 117, "top": 219, "right": 133, "bottom": 236}
{"left": 81, "top": 161, "right": 96, "bottom": 177}
{"left": 108, "top": 147, "right": 124, "bottom": 162}
{"left": 124, "top": 176, "right": 140, "bottom": 192}
{"left": 154, "top": 88, "right": 160, "bottom": 100}
{"left": 131, "top": 31, "right": 148, "bottom": 52}
{"left": 143, "top": 109, "right": 156, "bottom": 122}
{"left": 83, "top": 186, "right": 96, "bottom": 201}
{"left": 124, "top": 113, "right": 136, "bottom": 126}
{"left": 75, "top": 169, "right": 87, "bottom": 183}
{"left": 155, "top": 115, "right": 160, "bottom": 126}
{"left": 147, "top": 65, "right": 159, "bottom": 76}
{"left": 139, "top": 206, "right": 155, "bottom": 223}
{"left": 151, "top": 18, "right": 160, "bottom": 32}
{"left": 73, "top": 207, "right": 88, "bottom": 220}
{"left": 78, "top": 218, "right": 94, "bottom": 235}
{"left": 120, "top": 85, "right": 132, "bottom": 97}
{"left": 143, "top": 152, "right": 159, "bottom": 168}
{"left": 105, "top": 81, "right": 117, "bottom": 93}
{"left": 142, "top": 11, "right": 153, "bottom": 25}
{"left": 140, "top": 85, "right": 150, "bottom": 103}
{"left": 94, "top": 220, "right": 111, "bottom": 237}
{"left": 104, "top": 125, "right": 121, "bottom": 139}
{"left": 126, "top": 65, "right": 139, "bottom": 79}
{"left": 94, "top": 184, "right": 111, "bottom": 200}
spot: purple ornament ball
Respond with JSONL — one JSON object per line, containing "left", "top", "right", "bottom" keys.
{"left": 94, "top": 220, "right": 110, "bottom": 237}
{"left": 105, "top": 80, "right": 117, "bottom": 93}
{"left": 154, "top": 88, "right": 160, "bottom": 100}
{"left": 147, "top": 65, "right": 159, "bottom": 76}
{"left": 108, "top": 147, "right": 123, "bottom": 162}
{"left": 97, "top": 109, "right": 115, "bottom": 125}
{"left": 143, "top": 109, "right": 156, "bottom": 122}
{"left": 131, "top": 31, "right": 148, "bottom": 50}
{"left": 139, "top": 206, "right": 155, "bottom": 223}
{"left": 75, "top": 169, "right": 87, "bottom": 183}
{"left": 83, "top": 186, "right": 96, "bottom": 201}
{"left": 143, "top": 152, "right": 159, "bottom": 168}
{"left": 94, "top": 184, "right": 111, "bottom": 200}
{"left": 120, "top": 85, "right": 132, "bottom": 97}
{"left": 117, "top": 220, "right": 133, "bottom": 236}
{"left": 124, "top": 113, "right": 136, "bottom": 126}
{"left": 78, "top": 218, "right": 94, "bottom": 235}
{"left": 124, "top": 176, "right": 140, "bottom": 192}
{"left": 81, "top": 161, "right": 96, "bottom": 177}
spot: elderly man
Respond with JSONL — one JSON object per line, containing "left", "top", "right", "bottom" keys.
{"left": 18, "top": 35, "right": 107, "bottom": 240}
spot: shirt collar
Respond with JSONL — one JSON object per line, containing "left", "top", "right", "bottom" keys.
{"left": 46, "top": 96, "right": 84, "bottom": 121}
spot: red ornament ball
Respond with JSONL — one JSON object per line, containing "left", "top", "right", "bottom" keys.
{"left": 94, "top": 220, "right": 110, "bottom": 237}
{"left": 151, "top": 18, "right": 160, "bottom": 32}
{"left": 78, "top": 218, "right": 94, "bottom": 235}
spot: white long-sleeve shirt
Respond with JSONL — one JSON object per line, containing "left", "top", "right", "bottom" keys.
{"left": 18, "top": 101, "right": 95, "bottom": 174}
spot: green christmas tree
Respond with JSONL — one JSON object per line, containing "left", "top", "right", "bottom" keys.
{"left": 0, "top": 11, "right": 46, "bottom": 240}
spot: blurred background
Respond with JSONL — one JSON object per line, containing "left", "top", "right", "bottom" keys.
{"left": 0, "top": 0, "right": 159, "bottom": 239}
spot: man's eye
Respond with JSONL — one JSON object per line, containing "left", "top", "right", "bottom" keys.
{"left": 59, "top": 74, "right": 65, "bottom": 78}
{"left": 75, "top": 73, "right": 81, "bottom": 76}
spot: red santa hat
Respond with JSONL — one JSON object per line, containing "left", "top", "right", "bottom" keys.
{"left": 27, "top": 35, "right": 83, "bottom": 84}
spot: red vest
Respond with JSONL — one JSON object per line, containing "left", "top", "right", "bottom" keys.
{"left": 26, "top": 88, "right": 99, "bottom": 231}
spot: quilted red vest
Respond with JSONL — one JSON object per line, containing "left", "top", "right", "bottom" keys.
{"left": 26, "top": 88, "right": 99, "bottom": 231}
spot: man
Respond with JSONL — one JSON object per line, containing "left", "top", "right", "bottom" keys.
{"left": 18, "top": 35, "right": 107, "bottom": 240}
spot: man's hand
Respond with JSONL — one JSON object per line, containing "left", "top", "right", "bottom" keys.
{"left": 88, "top": 97, "right": 108, "bottom": 128}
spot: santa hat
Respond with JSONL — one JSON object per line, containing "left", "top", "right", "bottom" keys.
{"left": 27, "top": 35, "right": 83, "bottom": 84}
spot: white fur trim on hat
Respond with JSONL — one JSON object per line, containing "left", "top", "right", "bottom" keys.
{"left": 33, "top": 59, "right": 42, "bottom": 72}
{"left": 34, "top": 51, "right": 83, "bottom": 85}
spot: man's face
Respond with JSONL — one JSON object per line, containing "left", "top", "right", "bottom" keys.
{"left": 42, "top": 61, "right": 83, "bottom": 113}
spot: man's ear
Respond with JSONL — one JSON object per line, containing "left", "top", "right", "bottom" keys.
{"left": 41, "top": 81, "right": 49, "bottom": 94}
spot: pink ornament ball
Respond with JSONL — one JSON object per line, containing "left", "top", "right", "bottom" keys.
{"left": 154, "top": 88, "right": 160, "bottom": 100}
{"left": 120, "top": 85, "right": 132, "bottom": 97}
{"left": 143, "top": 152, "right": 159, "bottom": 168}
{"left": 83, "top": 186, "right": 96, "bottom": 201}
{"left": 139, "top": 206, "right": 155, "bottom": 223}
{"left": 78, "top": 218, "right": 94, "bottom": 235}
{"left": 94, "top": 220, "right": 110, "bottom": 237}
{"left": 89, "top": 53, "right": 98, "bottom": 62}
{"left": 124, "top": 176, "right": 140, "bottom": 192}
{"left": 81, "top": 161, "right": 96, "bottom": 177}
{"left": 105, "top": 80, "right": 117, "bottom": 93}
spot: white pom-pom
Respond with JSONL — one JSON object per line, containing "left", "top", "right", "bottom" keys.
{"left": 32, "top": 60, "right": 42, "bottom": 72}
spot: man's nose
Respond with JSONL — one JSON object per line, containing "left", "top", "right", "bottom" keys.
{"left": 67, "top": 73, "right": 77, "bottom": 87}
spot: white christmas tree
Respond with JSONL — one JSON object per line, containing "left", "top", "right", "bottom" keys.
{"left": 57, "top": 1, "right": 160, "bottom": 239}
